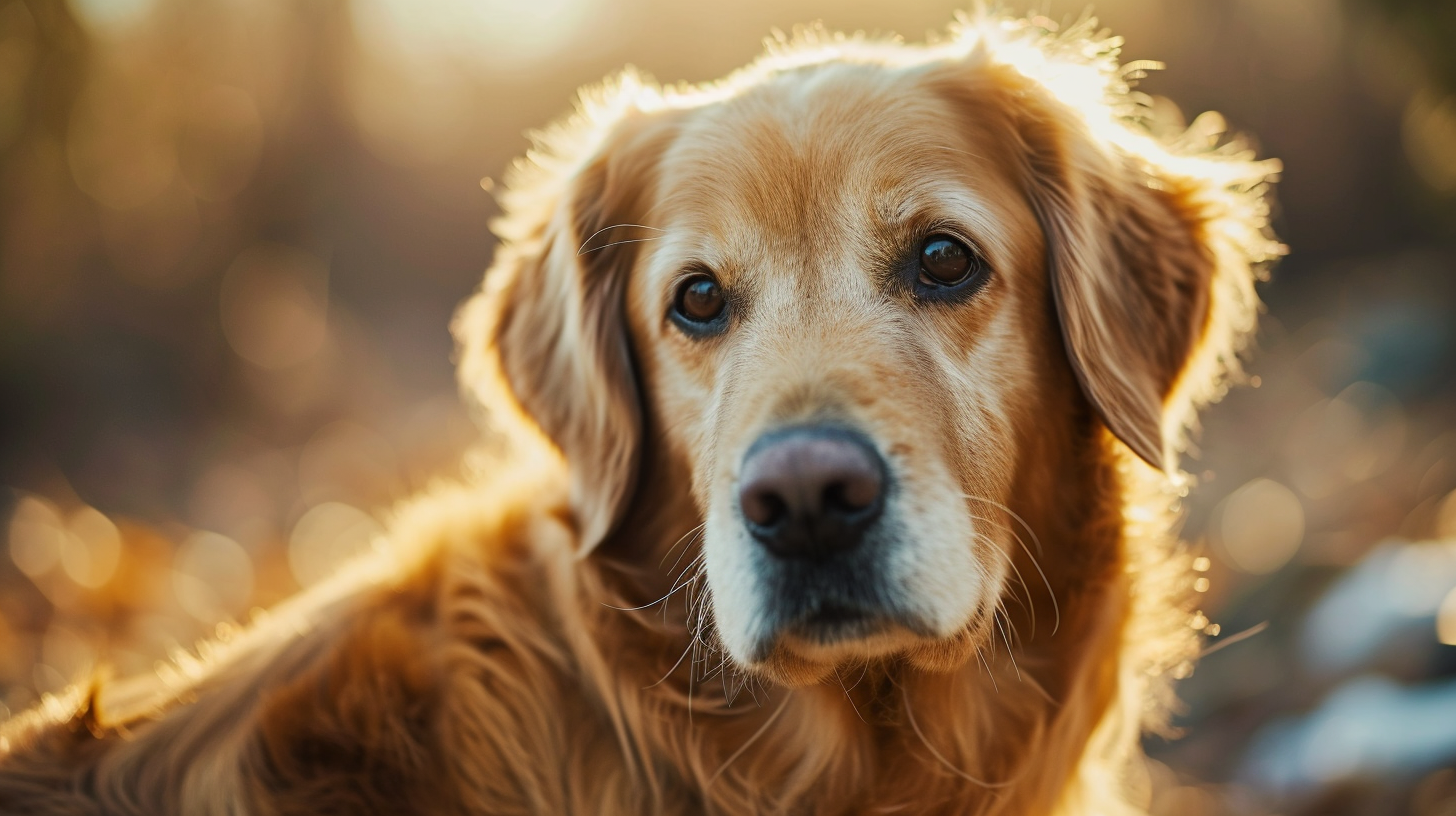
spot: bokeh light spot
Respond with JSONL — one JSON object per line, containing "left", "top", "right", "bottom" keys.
{"left": 1435, "top": 489, "right": 1456, "bottom": 540}
{"left": 60, "top": 507, "right": 122, "bottom": 589}
{"left": 1439, "top": 587, "right": 1456, "bottom": 647}
{"left": 1284, "top": 382, "right": 1406, "bottom": 499}
{"left": 289, "top": 502, "right": 384, "bottom": 588}
{"left": 1216, "top": 478, "right": 1305, "bottom": 575}
{"left": 67, "top": 72, "right": 177, "bottom": 210}
{"left": 41, "top": 624, "right": 96, "bottom": 685}
{"left": 1404, "top": 90, "right": 1456, "bottom": 194}
{"left": 177, "top": 85, "right": 264, "bottom": 202}
{"left": 220, "top": 243, "right": 330, "bottom": 370}
{"left": 298, "top": 421, "right": 401, "bottom": 507}
{"left": 172, "top": 531, "right": 254, "bottom": 623}
{"left": 8, "top": 495, "right": 65, "bottom": 579}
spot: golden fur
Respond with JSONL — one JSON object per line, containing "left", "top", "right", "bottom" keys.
{"left": 0, "top": 13, "right": 1281, "bottom": 815}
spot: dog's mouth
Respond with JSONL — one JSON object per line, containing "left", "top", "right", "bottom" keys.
{"left": 785, "top": 601, "right": 895, "bottom": 644}
{"left": 751, "top": 593, "right": 938, "bottom": 667}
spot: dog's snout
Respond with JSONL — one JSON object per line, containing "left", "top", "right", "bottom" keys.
{"left": 737, "top": 428, "right": 886, "bottom": 559}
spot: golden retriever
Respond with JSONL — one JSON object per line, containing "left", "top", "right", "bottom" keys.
{"left": 0, "top": 12, "right": 1281, "bottom": 816}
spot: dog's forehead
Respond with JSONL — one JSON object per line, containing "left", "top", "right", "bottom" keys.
{"left": 652, "top": 62, "right": 1003, "bottom": 270}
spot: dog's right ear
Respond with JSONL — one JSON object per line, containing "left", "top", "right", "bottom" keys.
{"left": 454, "top": 84, "right": 677, "bottom": 554}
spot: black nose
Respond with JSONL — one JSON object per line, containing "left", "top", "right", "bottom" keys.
{"left": 737, "top": 427, "right": 886, "bottom": 559}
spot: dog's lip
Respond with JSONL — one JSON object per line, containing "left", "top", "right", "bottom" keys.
{"left": 788, "top": 602, "right": 893, "bottom": 642}
{"left": 750, "top": 603, "right": 933, "bottom": 663}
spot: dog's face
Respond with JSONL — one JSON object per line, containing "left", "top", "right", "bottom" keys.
{"left": 624, "top": 64, "right": 1050, "bottom": 678}
{"left": 462, "top": 34, "right": 1250, "bottom": 683}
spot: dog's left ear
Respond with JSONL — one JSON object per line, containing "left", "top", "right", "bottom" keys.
{"left": 996, "top": 69, "right": 1278, "bottom": 472}
{"left": 455, "top": 88, "right": 677, "bottom": 553}
{"left": 1029, "top": 127, "right": 1207, "bottom": 470}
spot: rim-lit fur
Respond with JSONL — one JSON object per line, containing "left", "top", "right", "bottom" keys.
{"left": 0, "top": 13, "right": 1280, "bottom": 816}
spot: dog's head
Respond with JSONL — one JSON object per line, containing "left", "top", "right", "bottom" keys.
{"left": 457, "top": 20, "right": 1278, "bottom": 684}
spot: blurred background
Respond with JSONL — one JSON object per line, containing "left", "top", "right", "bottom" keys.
{"left": 0, "top": 0, "right": 1453, "bottom": 812}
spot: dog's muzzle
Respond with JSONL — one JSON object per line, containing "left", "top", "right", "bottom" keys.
{"left": 735, "top": 425, "right": 912, "bottom": 649}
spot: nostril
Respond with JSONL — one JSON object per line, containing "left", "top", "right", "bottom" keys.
{"left": 822, "top": 481, "right": 853, "bottom": 515}
{"left": 742, "top": 489, "right": 788, "bottom": 528}
{"left": 823, "top": 474, "right": 880, "bottom": 516}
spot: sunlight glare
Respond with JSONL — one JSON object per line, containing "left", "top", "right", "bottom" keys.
{"left": 351, "top": 0, "right": 598, "bottom": 68}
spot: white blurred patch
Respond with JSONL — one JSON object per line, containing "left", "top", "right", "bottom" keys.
{"left": 351, "top": 0, "right": 599, "bottom": 69}
{"left": 1301, "top": 540, "right": 1456, "bottom": 675}
{"left": 1242, "top": 675, "right": 1456, "bottom": 794}
{"left": 69, "top": 0, "right": 158, "bottom": 34}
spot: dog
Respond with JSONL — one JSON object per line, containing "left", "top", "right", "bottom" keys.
{"left": 0, "top": 12, "right": 1281, "bottom": 816}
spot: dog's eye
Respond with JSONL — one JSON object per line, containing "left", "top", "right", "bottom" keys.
{"left": 672, "top": 274, "right": 726, "bottom": 326}
{"left": 918, "top": 235, "right": 980, "bottom": 287}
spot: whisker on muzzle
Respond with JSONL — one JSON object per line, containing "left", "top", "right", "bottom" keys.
{"left": 972, "top": 519, "right": 1039, "bottom": 636}
{"left": 963, "top": 495, "right": 1060, "bottom": 636}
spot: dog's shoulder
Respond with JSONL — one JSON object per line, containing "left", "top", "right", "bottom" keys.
{"left": 0, "top": 465, "right": 588, "bottom": 815}
{"left": 255, "top": 473, "right": 593, "bottom": 814}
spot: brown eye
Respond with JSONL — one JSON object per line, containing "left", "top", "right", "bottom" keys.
{"left": 918, "top": 235, "right": 976, "bottom": 287}
{"left": 672, "top": 274, "right": 726, "bottom": 326}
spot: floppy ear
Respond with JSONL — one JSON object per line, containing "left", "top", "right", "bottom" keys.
{"left": 1008, "top": 79, "right": 1279, "bottom": 472}
{"left": 454, "top": 90, "right": 675, "bottom": 553}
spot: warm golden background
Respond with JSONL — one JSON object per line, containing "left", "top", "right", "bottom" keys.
{"left": 0, "top": 0, "right": 1454, "bottom": 813}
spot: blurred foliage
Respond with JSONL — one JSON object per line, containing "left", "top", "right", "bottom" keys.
{"left": 1354, "top": 0, "right": 1456, "bottom": 90}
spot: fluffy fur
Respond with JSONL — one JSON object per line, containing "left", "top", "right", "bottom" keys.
{"left": 0, "top": 12, "right": 1281, "bottom": 816}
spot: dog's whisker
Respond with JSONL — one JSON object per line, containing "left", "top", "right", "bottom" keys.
{"left": 996, "top": 599, "right": 1024, "bottom": 649}
{"left": 575, "top": 223, "right": 665, "bottom": 256}
{"left": 668, "top": 553, "right": 706, "bottom": 594}
{"left": 961, "top": 495, "right": 1047, "bottom": 557}
{"left": 833, "top": 666, "right": 870, "bottom": 724}
{"left": 846, "top": 659, "right": 872, "bottom": 694}
{"left": 964, "top": 497, "right": 1061, "bottom": 635}
{"left": 649, "top": 627, "right": 700, "bottom": 689}
{"left": 669, "top": 554, "right": 706, "bottom": 626}
{"left": 971, "top": 516, "right": 1040, "bottom": 638}
{"left": 901, "top": 686, "right": 1012, "bottom": 789}
{"left": 601, "top": 553, "right": 703, "bottom": 613}
{"left": 660, "top": 522, "right": 707, "bottom": 569}
{"left": 578, "top": 236, "right": 666, "bottom": 256}
{"left": 647, "top": 567, "right": 709, "bottom": 689}
{"left": 974, "top": 645, "right": 1000, "bottom": 694}
{"left": 743, "top": 673, "right": 764, "bottom": 708}
{"left": 718, "top": 652, "right": 734, "bottom": 706}
{"left": 706, "top": 693, "right": 791, "bottom": 788}
{"left": 1196, "top": 620, "right": 1270, "bottom": 659}
{"left": 667, "top": 538, "right": 706, "bottom": 587}
{"left": 993, "top": 608, "right": 1022, "bottom": 682}
{"left": 599, "top": 574, "right": 697, "bottom": 613}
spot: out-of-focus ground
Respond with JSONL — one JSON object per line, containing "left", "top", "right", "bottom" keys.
{"left": 0, "top": 0, "right": 1453, "bottom": 813}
